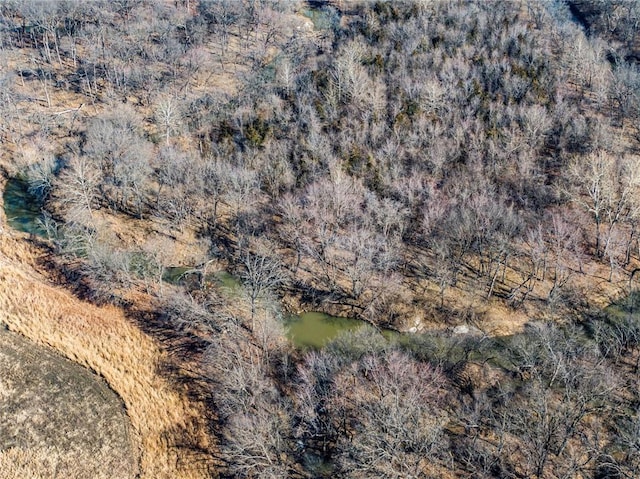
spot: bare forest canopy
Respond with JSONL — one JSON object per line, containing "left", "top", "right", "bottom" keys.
{"left": 2, "top": 0, "right": 640, "bottom": 477}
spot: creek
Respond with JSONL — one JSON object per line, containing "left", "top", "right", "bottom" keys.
{"left": 3, "top": 176, "right": 380, "bottom": 351}
{"left": 285, "top": 311, "right": 369, "bottom": 349}
{"left": 163, "top": 266, "right": 244, "bottom": 295}
{"left": 3, "top": 178, "right": 388, "bottom": 351}
{"left": 163, "top": 266, "right": 381, "bottom": 349}
{"left": 2, "top": 177, "right": 47, "bottom": 236}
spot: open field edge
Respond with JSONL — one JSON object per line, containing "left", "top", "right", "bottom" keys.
{"left": 0, "top": 229, "right": 216, "bottom": 479}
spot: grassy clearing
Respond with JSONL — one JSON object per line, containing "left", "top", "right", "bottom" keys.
{"left": 0, "top": 232, "right": 216, "bottom": 479}
{"left": 0, "top": 327, "right": 136, "bottom": 479}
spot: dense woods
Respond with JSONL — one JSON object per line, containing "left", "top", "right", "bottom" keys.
{"left": 2, "top": 0, "right": 640, "bottom": 477}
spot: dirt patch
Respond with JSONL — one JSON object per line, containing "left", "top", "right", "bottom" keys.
{"left": 0, "top": 327, "right": 137, "bottom": 478}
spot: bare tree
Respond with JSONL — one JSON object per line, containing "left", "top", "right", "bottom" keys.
{"left": 502, "top": 323, "right": 617, "bottom": 478}
{"left": 197, "top": 0, "right": 242, "bottom": 66}
{"left": 204, "top": 331, "right": 291, "bottom": 478}
{"left": 54, "top": 154, "right": 100, "bottom": 225}
{"left": 222, "top": 403, "right": 291, "bottom": 479}
{"left": 332, "top": 351, "right": 449, "bottom": 479}
{"left": 546, "top": 211, "right": 581, "bottom": 300}
{"left": 83, "top": 106, "right": 152, "bottom": 216}
{"left": 277, "top": 193, "right": 305, "bottom": 272}
{"left": 152, "top": 146, "right": 203, "bottom": 230}
{"left": 294, "top": 351, "right": 341, "bottom": 457}
{"left": 240, "top": 251, "right": 285, "bottom": 327}
{"left": 154, "top": 96, "right": 183, "bottom": 145}
{"left": 200, "top": 157, "right": 229, "bottom": 227}
{"left": 610, "top": 61, "right": 640, "bottom": 124}
{"left": 607, "top": 409, "right": 640, "bottom": 478}
{"left": 569, "top": 151, "right": 640, "bottom": 259}
{"left": 299, "top": 174, "right": 366, "bottom": 290}
{"left": 334, "top": 228, "right": 383, "bottom": 300}
{"left": 224, "top": 163, "right": 260, "bottom": 225}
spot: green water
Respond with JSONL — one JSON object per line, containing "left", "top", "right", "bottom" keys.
{"left": 162, "top": 267, "right": 243, "bottom": 295}
{"left": 285, "top": 311, "right": 367, "bottom": 349}
{"left": 162, "top": 267, "right": 378, "bottom": 350}
{"left": 162, "top": 266, "right": 196, "bottom": 285}
{"left": 3, "top": 177, "right": 47, "bottom": 236}
{"left": 213, "top": 270, "right": 242, "bottom": 294}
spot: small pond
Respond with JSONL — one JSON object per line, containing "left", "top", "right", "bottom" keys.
{"left": 3, "top": 177, "right": 47, "bottom": 236}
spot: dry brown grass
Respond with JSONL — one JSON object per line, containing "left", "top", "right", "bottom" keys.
{"left": 0, "top": 328, "right": 136, "bottom": 479}
{"left": 0, "top": 232, "right": 216, "bottom": 479}
{"left": 0, "top": 446, "right": 127, "bottom": 479}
